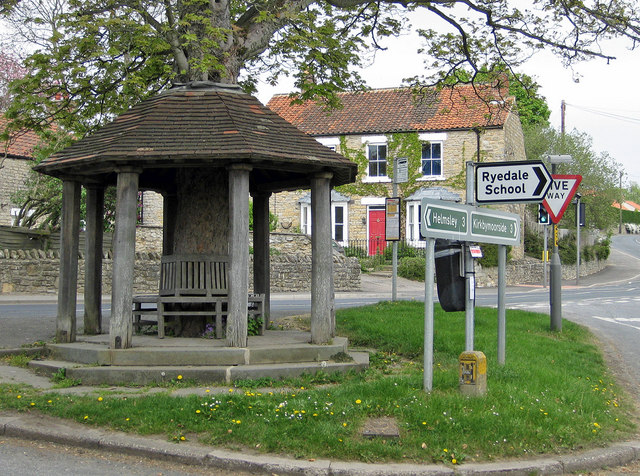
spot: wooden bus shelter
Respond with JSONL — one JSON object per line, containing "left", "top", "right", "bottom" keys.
{"left": 34, "top": 82, "right": 357, "bottom": 350}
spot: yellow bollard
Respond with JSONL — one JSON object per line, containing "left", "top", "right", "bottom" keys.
{"left": 459, "top": 351, "right": 487, "bottom": 396}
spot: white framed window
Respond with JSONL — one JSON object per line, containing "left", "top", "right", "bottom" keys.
{"left": 332, "top": 202, "right": 348, "bottom": 245}
{"left": 405, "top": 202, "right": 424, "bottom": 246}
{"left": 421, "top": 142, "right": 442, "bottom": 177}
{"left": 299, "top": 192, "right": 349, "bottom": 245}
{"left": 361, "top": 135, "right": 390, "bottom": 183}
{"left": 418, "top": 132, "right": 446, "bottom": 180}
{"left": 368, "top": 143, "right": 387, "bottom": 178}
{"left": 300, "top": 203, "right": 312, "bottom": 235}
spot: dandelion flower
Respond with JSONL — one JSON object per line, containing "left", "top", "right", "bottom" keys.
{"left": 84, "top": 415, "right": 89, "bottom": 420}
{"left": 17, "top": 395, "right": 21, "bottom": 399}
{"left": 196, "top": 410, "right": 201, "bottom": 414}
{"left": 180, "top": 436, "right": 185, "bottom": 441}
{"left": 97, "top": 397, "right": 103, "bottom": 402}
{"left": 177, "top": 375, "right": 183, "bottom": 380}
{"left": 355, "top": 399, "right": 362, "bottom": 404}
{"left": 342, "top": 422, "right": 347, "bottom": 427}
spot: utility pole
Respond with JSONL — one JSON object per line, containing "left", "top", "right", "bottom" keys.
{"left": 619, "top": 171, "right": 624, "bottom": 234}
{"left": 549, "top": 100, "right": 566, "bottom": 332}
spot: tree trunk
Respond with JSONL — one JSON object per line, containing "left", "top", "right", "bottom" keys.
{"left": 167, "top": 168, "right": 229, "bottom": 336}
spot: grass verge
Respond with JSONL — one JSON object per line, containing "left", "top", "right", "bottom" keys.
{"left": 0, "top": 301, "right": 636, "bottom": 465}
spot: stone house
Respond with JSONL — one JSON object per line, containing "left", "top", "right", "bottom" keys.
{"left": 267, "top": 83, "right": 527, "bottom": 256}
{"left": 0, "top": 115, "right": 40, "bottom": 226}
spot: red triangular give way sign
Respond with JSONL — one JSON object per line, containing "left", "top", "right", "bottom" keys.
{"left": 543, "top": 174, "right": 582, "bottom": 223}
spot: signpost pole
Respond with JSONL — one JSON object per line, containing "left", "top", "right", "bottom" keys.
{"left": 576, "top": 195, "right": 581, "bottom": 286}
{"left": 465, "top": 162, "right": 475, "bottom": 351}
{"left": 543, "top": 226, "right": 548, "bottom": 287}
{"left": 424, "top": 237, "right": 435, "bottom": 392}
{"left": 550, "top": 163, "right": 562, "bottom": 332}
{"left": 392, "top": 159, "right": 398, "bottom": 302}
{"left": 497, "top": 244, "right": 506, "bottom": 365}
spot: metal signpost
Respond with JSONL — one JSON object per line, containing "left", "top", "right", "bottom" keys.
{"left": 543, "top": 172, "right": 582, "bottom": 331}
{"left": 475, "top": 160, "right": 552, "bottom": 204}
{"left": 391, "top": 158, "right": 408, "bottom": 301}
{"left": 422, "top": 200, "right": 520, "bottom": 246}
{"left": 421, "top": 197, "right": 520, "bottom": 391}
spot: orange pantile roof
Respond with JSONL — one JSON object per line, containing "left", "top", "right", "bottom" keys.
{"left": 1, "top": 116, "right": 40, "bottom": 159}
{"left": 267, "top": 84, "right": 514, "bottom": 136}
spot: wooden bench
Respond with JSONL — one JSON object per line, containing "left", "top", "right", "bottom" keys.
{"left": 133, "top": 254, "right": 264, "bottom": 338}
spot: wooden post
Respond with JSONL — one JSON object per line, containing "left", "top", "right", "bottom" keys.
{"left": 57, "top": 180, "right": 81, "bottom": 343}
{"left": 227, "top": 164, "right": 252, "bottom": 347}
{"left": 311, "top": 172, "right": 334, "bottom": 344}
{"left": 162, "top": 192, "right": 177, "bottom": 256}
{"left": 84, "top": 185, "right": 104, "bottom": 335}
{"left": 110, "top": 168, "right": 140, "bottom": 349}
{"left": 252, "top": 191, "right": 271, "bottom": 326}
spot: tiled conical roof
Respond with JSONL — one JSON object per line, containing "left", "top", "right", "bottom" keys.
{"left": 35, "top": 82, "right": 357, "bottom": 190}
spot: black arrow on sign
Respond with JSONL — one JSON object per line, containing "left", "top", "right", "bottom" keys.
{"left": 533, "top": 165, "right": 551, "bottom": 197}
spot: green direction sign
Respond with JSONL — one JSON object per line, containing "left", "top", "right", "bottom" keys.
{"left": 422, "top": 201, "right": 469, "bottom": 240}
{"left": 421, "top": 198, "right": 520, "bottom": 246}
{"left": 470, "top": 210, "right": 520, "bottom": 246}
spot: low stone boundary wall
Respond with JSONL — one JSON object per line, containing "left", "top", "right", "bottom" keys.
{"left": 0, "top": 249, "right": 360, "bottom": 294}
{"left": 477, "top": 257, "right": 607, "bottom": 287}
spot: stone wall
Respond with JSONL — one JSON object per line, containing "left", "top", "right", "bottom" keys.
{"left": 0, "top": 234, "right": 361, "bottom": 294}
{"left": 476, "top": 257, "right": 607, "bottom": 287}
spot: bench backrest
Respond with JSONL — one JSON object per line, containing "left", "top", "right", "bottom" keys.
{"left": 160, "top": 254, "right": 229, "bottom": 296}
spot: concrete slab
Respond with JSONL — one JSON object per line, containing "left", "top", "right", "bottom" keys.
{"left": 0, "top": 363, "right": 54, "bottom": 389}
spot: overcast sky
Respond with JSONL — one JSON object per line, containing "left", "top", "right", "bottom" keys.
{"left": 256, "top": 20, "right": 640, "bottom": 187}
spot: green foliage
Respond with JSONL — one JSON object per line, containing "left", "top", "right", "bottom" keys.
{"left": 0, "top": 302, "right": 635, "bottom": 463}
{"left": 524, "top": 228, "right": 545, "bottom": 259}
{"left": 397, "top": 256, "right": 425, "bottom": 281}
{"left": 382, "top": 242, "right": 424, "bottom": 260}
{"left": 621, "top": 209, "right": 640, "bottom": 225}
{"left": 524, "top": 229, "right": 610, "bottom": 264}
{"left": 523, "top": 126, "right": 621, "bottom": 231}
{"left": 9, "top": 129, "right": 117, "bottom": 231}
{"left": 248, "top": 200, "right": 278, "bottom": 232}
{"left": 476, "top": 244, "right": 511, "bottom": 268}
{"left": 247, "top": 316, "right": 264, "bottom": 336}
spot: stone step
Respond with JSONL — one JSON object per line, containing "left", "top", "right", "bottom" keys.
{"left": 47, "top": 338, "right": 349, "bottom": 367}
{"left": 29, "top": 352, "right": 369, "bottom": 386}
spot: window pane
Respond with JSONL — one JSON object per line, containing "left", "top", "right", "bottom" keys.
{"left": 379, "top": 145, "right": 387, "bottom": 160}
{"left": 379, "top": 160, "right": 386, "bottom": 177}
{"left": 433, "top": 159, "right": 441, "bottom": 176}
{"left": 335, "top": 224, "right": 343, "bottom": 242}
{"left": 432, "top": 143, "right": 441, "bottom": 158}
{"left": 422, "top": 143, "right": 431, "bottom": 159}
{"left": 368, "top": 145, "right": 378, "bottom": 161}
{"left": 422, "top": 160, "right": 432, "bottom": 176}
{"left": 335, "top": 206, "right": 343, "bottom": 223}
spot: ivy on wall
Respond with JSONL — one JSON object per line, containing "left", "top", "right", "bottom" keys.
{"left": 335, "top": 132, "right": 470, "bottom": 197}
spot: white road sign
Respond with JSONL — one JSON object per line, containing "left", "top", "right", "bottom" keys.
{"left": 475, "top": 161, "right": 552, "bottom": 204}
{"left": 543, "top": 174, "right": 582, "bottom": 223}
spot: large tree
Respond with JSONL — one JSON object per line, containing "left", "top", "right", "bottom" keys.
{"left": 524, "top": 125, "right": 622, "bottom": 231}
{"left": 2, "top": 0, "right": 639, "bottom": 138}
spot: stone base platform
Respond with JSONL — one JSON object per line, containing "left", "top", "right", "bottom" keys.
{"left": 28, "top": 331, "right": 369, "bottom": 386}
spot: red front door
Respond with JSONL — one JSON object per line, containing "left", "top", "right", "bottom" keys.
{"left": 368, "top": 209, "right": 386, "bottom": 256}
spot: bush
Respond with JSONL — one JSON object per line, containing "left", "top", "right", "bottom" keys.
{"left": 398, "top": 257, "right": 425, "bottom": 282}
{"left": 476, "top": 244, "right": 512, "bottom": 268}
{"left": 524, "top": 229, "right": 544, "bottom": 259}
{"left": 383, "top": 242, "right": 424, "bottom": 260}
{"left": 594, "top": 238, "right": 611, "bottom": 260}
{"left": 344, "top": 245, "right": 367, "bottom": 259}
